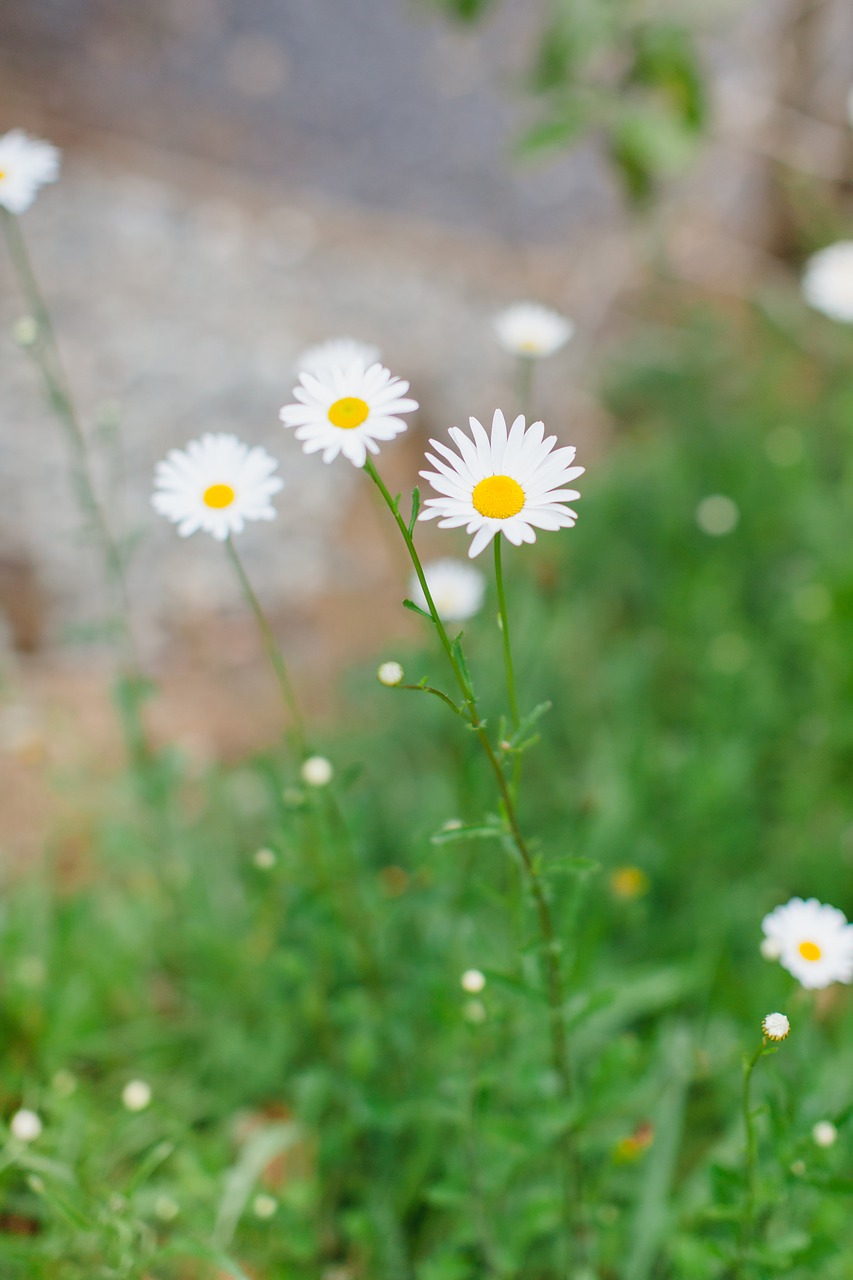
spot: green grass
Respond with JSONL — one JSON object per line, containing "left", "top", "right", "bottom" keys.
{"left": 1, "top": 288, "right": 851, "bottom": 1279}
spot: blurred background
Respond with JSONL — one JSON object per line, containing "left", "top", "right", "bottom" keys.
{"left": 1, "top": 0, "right": 853, "bottom": 856}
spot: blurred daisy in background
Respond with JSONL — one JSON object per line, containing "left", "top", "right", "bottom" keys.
{"left": 761, "top": 897, "right": 853, "bottom": 989}
{"left": 802, "top": 242, "right": 853, "bottom": 323}
{"left": 0, "top": 129, "right": 60, "bottom": 214}
{"left": 297, "top": 337, "right": 380, "bottom": 380}
{"left": 152, "top": 433, "right": 282, "bottom": 540}
{"left": 419, "top": 410, "right": 583, "bottom": 558}
{"left": 409, "top": 558, "right": 486, "bottom": 622}
{"left": 280, "top": 361, "right": 417, "bottom": 467}
{"left": 492, "top": 302, "right": 574, "bottom": 359}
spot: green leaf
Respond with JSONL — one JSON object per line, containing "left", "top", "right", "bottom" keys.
{"left": 403, "top": 597, "right": 433, "bottom": 621}
{"left": 408, "top": 486, "right": 420, "bottom": 535}
{"left": 430, "top": 821, "right": 503, "bottom": 845}
{"left": 214, "top": 1122, "right": 300, "bottom": 1247}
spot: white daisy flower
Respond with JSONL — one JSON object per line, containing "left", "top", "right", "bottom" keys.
{"left": 492, "top": 302, "right": 574, "bottom": 359}
{"left": 761, "top": 1012, "right": 790, "bottom": 1041}
{"left": 461, "top": 969, "right": 486, "bottom": 993}
{"left": 761, "top": 896, "right": 853, "bottom": 990}
{"left": 300, "top": 755, "right": 333, "bottom": 787}
{"left": 802, "top": 242, "right": 853, "bottom": 323}
{"left": 377, "top": 660, "right": 404, "bottom": 687}
{"left": 279, "top": 360, "right": 418, "bottom": 468}
{"left": 152, "top": 432, "right": 283, "bottom": 541}
{"left": 812, "top": 1120, "right": 837, "bottom": 1148}
{"left": 122, "top": 1080, "right": 152, "bottom": 1111}
{"left": 10, "top": 1109, "right": 42, "bottom": 1142}
{"left": 418, "top": 410, "right": 584, "bottom": 559}
{"left": 409, "top": 558, "right": 486, "bottom": 621}
{"left": 297, "top": 337, "right": 380, "bottom": 380}
{"left": 0, "top": 130, "right": 60, "bottom": 214}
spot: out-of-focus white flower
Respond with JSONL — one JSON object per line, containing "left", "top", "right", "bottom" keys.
{"left": 409, "top": 558, "right": 486, "bottom": 622}
{"left": 761, "top": 897, "right": 853, "bottom": 989}
{"left": 802, "top": 241, "right": 853, "bottom": 323}
{"left": 695, "top": 495, "right": 739, "bottom": 536}
{"left": 253, "top": 847, "right": 277, "bottom": 870}
{"left": 280, "top": 361, "right": 417, "bottom": 468}
{"left": 0, "top": 130, "right": 60, "bottom": 214}
{"left": 10, "top": 1109, "right": 42, "bottom": 1142}
{"left": 377, "top": 661, "right": 404, "bottom": 687}
{"left": 300, "top": 755, "right": 333, "bottom": 787}
{"left": 812, "top": 1120, "right": 837, "bottom": 1148}
{"left": 253, "top": 1193, "right": 278, "bottom": 1219}
{"left": 461, "top": 969, "right": 486, "bottom": 993}
{"left": 492, "top": 302, "right": 574, "bottom": 358}
{"left": 152, "top": 433, "right": 282, "bottom": 541}
{"left": 297, "top": 337, "right": 381, "bottom": 380}
{"left": 761, "top": 1012, "right": 790, "bottom": 1041}
{"left": 122, "top": 1080, "right": 152, "bottom": 1112}
{"left": 419, "top": 410, "right": 583, "bottom": 559}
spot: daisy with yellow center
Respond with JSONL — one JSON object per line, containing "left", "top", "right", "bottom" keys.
{"left": 279, "top": 359, "right": 418, "bottom": 467}
{"left": 418, "top": 410, "right": 583, "bottom": 558}
{"left": 151, "top": 432, "right": 283, "bottom": 541}
{"left": 0, "top": 129, "right": 60, "bottom": 214}
{"left": 492, "top": 302, "right": 574, "bottom": 359}
{"left": 761, "top": 896, "right": 853, "bottom": 990}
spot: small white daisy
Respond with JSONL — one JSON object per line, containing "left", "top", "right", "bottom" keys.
{"left": 761, "top": 1012, "right": 790, "bottom": 1041}
{"left": 377, "top": 660, "right": 404, "bottom": 687}
{"left": 122, "top": 1080, "right": 152, "bottom": 1112}
{"left": 761, "top": 897, "right": 853, "bottom": 990}
{"left": 812, "top": 1120, "right": 837, "bottom": 1148}
{"left": 492, "top": 302, "right": 574, "bottom": 359}
{"left": 461, "top": 969, "right": 486, "bottom": 994}
{"left": 409, "top": 558, "right": 486, "bottom": 621}
{"left": 152, "top": 433, "right": 282, "bottom": 541}
{"left": 0, "top": 130, "right": 60, "bottom": 214}
{"left": 297, "top": 337, "right": 381, "bottom": 380}
{"left": 802, "top": 242, "right": 853, "bottom": 324}
{"left": 10, "top": 1109, "right": 42, "bottom": 1142}
{"left": 300, "top": 755, "right": 333, "bottom": 787}
{"left": 279, "top": 360, "right": 417, "bottom": 468}
{"left": 418, "top": 410, "right": 583, "bottom": 559}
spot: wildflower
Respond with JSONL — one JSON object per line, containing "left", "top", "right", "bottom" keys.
{"left": 812, "top": 1120, "right": 837, "bottom": 1148}
{"left": 461, "top": 969, "right": 486, "bottom": 993}
{"left": 253, "top": 847, "right": 277, "bottom": 870}
{"left": 761, "top": 1012, "right": 790, "bottom": 1041}
{"left": 10, "top": 1109, "right": 42, "bottom": 1142}
{"left": 252, "top": 1193, "right": 278, "bottom": 1219}
{"left": 409, "top": 558, "right": 486, "bottom": 622}
{"left": 695, "top": 495, "right": 739, "bottom": 536}
{"left": 492, "top": 302, "right": 574, "bottom": 358}
{"left": 0, "top": 130, "right": 60, "bottom": 214}
{"left": 761, "top": 897, "right": 853, "bottom": 989}
{"left": 419, "top": 410, "right": 583, "bottom": 559}
{"left": 614, "top": 1121, "right": 654, "bottom": 1163}
{"left": 122, "top": 1080, "right": 152, "bottom": 1112}
{"left": 152, "top": 433, "right": 282, "bottom": 541}
{"left": 377, "top": 661, "right": 404, "bottom": 687}
{"left": 610, "top": 866, "right": 649, "bottom": 900}
{"left": 280, "top": 360, "right": 417, "bottom": 467}
{"left": 300, "top": 755, "right": 333, "bottom": 787}
{"left": 297, "top": 337, "right": 380, "bottom": 380}
{"left": 802, "top": 242, "right": 853, "bottom": 323}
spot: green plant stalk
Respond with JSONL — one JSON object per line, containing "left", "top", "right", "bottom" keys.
{"left": 364, "top": 456, "right": 580, "bottom": 1257}
{"left": 494, "top": 533, "right": 520, "bottom": 732}
{"left": 224, "top": 536, "right": 308, "bottom": 756}
{"left": 738, "top": 1039, "right": 764, "bottom": 1268}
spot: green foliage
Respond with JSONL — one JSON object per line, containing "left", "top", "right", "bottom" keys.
{"left": 1, "top": 291, "right": 852, "bottom": 1276}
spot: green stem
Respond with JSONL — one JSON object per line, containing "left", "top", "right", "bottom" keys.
{"left": 364, "top": 456, "right": 580, "bottom": 1256}
{"left": 224, "top": 536, "right": 308, "bottom": 756}
{"left": 738, "top": 1040, "right": 764, "bottom": 1270}
{"left": 494, "top": 534, "right": 520, "bottom": 732}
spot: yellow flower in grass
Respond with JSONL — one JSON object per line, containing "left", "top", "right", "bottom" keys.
{"left": 0, "top": 130, "right": 60, "bottom": 213}
{"left": 761, "top": 897, "right": 853, "bottom": 990}
{"left": 280, "top": 360, "right": 417, "bottom": 467}
{"left": 152, "top": 433, "right": 283, "bottom": 541}
{"left": 419, "top": 410, "right": 583, "bottom": 558}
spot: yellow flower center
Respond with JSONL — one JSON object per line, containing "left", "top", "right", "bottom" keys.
{"left": 328, "top": 396, "right": 369, "bottom": 429}
{"left": 203, "top": 483, "right": 236, "bottom": 509}
{"left": 472, "top": 474, "right": 525, "bottom": 520}
{"left": 798, "top": 940, "right": 822, "bottom": 962}
{"left": 0, "top": 171, "right": 5, "bottom": 180}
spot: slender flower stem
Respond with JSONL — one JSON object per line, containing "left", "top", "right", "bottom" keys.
{"left": 364, "top": 456, "right": 580, "bottom": 1255}
{"left": 738, "top": 1040, "right": 764, "bottom": 1270}
{"left": 494, "top": 534, "right": 520, "bottom": 733}
{"left": 224, "top": 537, "right": 307, "bottom": 755}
